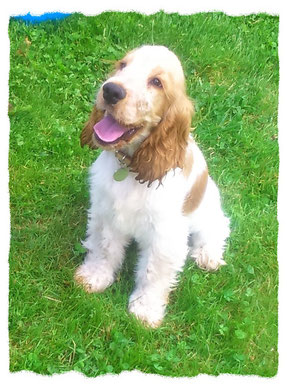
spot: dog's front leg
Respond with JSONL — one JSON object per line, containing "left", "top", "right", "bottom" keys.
{"left": 129, "top": 226, "right": 188, "bottom": 327}
{"left": 75, "top": 220, "right": 129, "bottom": 293}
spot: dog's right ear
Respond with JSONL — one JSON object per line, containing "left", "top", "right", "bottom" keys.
{"left": 80, "top": 106, "right": 104, "bottom": 148}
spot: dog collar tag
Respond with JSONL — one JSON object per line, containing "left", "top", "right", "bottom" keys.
{"left": 113, "top": 167, "right": 129, "bottom": 181}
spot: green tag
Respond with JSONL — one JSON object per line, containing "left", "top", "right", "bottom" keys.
{"left": 113, "top": 167, "right": 129, "bottom": 181}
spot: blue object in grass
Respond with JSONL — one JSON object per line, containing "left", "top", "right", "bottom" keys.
{"left": 13, "top": 12, "right": 71, "bottom": 24}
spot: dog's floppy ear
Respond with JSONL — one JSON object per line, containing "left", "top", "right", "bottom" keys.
{"left": 80, "top": 106, "right": 104, "bottom": 148}
{"left": 130, "top": 92, "right": 194, "bottom": 186}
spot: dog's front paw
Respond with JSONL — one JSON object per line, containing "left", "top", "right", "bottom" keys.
{"left": 193, "top": 246, "right": 226, "bottom": 271}
{"left": 74, "top": 262, "right": 115, "bottom": 293}
{"left": 128, "top": 292, "right": 167, "bottom": 328}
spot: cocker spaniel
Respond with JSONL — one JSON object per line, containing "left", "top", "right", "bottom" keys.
{"left": 75, "top": 45, "right": 230, "bottom": 328}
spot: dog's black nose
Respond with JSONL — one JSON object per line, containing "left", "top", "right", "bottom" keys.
{"left": 103, "top": 82, "right": 126, "bottom": 105}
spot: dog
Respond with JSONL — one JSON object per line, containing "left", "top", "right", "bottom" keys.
{"left": 75, "top": 45, "right": 230, "bottom": 328}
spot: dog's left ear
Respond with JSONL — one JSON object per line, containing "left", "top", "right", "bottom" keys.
{"left": 80, "top": 106, "right": 104, "bottom": 148}
{"left": 130, "top": 92, "right": 194, "bottom": 186}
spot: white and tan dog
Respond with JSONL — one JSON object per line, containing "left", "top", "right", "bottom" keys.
{"left": 75, "top": 45, "right": 230, "bottom": 328}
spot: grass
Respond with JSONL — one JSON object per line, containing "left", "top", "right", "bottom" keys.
{"left": 8, "top": 11, "right": 279, "bottom": 377}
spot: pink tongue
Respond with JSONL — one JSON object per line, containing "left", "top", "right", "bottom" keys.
{"left": 93, "top": 115, "right": 126, "bottom": 143}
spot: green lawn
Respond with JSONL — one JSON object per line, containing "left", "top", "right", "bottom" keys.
{"left": 8, "top": 12, "right": 279, "bottom": 377}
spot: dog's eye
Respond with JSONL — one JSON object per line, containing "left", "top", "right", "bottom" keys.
{"left": 150, "top": 78, "right": 162, "bottom": 88}
{"left": 119, "top": 62, "right": 127, "bottom": 70}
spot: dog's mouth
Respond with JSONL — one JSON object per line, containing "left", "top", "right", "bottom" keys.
{"left": 93, "top": 114, "right": 142, "bottom": 147}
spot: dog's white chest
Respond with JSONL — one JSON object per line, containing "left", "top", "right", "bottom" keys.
{"left": 89, "top": 152, "right": 151, "bottom": 235}
{"left": 89, "top": 151, "right": 187, "bottom": 238}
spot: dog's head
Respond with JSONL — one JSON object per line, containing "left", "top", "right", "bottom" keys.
{"left": 81, "top": 45, "right": 194, "bottom": 185}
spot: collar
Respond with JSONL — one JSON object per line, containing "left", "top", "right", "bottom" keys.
{"left": 114, "top": 150, "right": 132, "bottom": 168}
